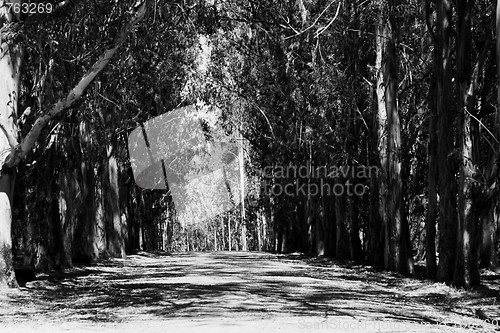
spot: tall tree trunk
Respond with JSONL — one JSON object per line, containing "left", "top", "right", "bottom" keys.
{"left": 0, "top": 2, "right": 22, "bottom": 287}
{"left": 95, "top": 159, "right": 106, "bottom": 257}
{"left": 261, "top": 210, "right": 267, "bottom": 252}
{"left": 316, "top": 195, "right": 327, "bottom": 256}
{"left": 125, "top": 178, "right": 140, "bottom": 253}
{"left": 138, "top": 191, "right": 145, "bottom": 250}
{"left": 335, "top": 182, "right": 349, "bottom": 259}
{"left": 385, "top": 22, "right": 401, "bottom": 271}
{"left": 454, "top": 0, "right": 480, "bottom": 287}
{"left": 73, "top": 120, "right": 98, "bottom": 263}
{"left": 484, "top": 0, "right": 500, "bottom": 272}
{"left": 221, "top": 214, "right": 225, "bottom": 250}
{"left": 368, "top": 90, "right": 384, "bottom": 266}
{"left": 0, "top": 174, "right": 16, "bottom": 287}
{"left": 374, "top": 0, "right": 389, "bottom": 268}
{"left": 214, "top": 219, "right": 218, "bottom": 251}
{"left": 480, "top": 211, "right": 499, "bottom": 269}
{"left": 426, "top": 74, "right": 438, "bottom": 279}
{"left": 228, "top": 213, "right": 232, "bottom": 251}
{"left": 375, "top": 0, "right": 413, "bottom": 273}
{"left": 58, "top": 167, "right": 80, "bottom": 266}
{"left": 257, "top": 208, "right": 262, "bottom": 251}
{"left": 435, "top": 0, "right": 458, "bottom": 284}
{"left": 239, "top": 130, "right": 247, "bottom": 251}
{"left": 167, "top": 201, "right": 173, "bottom": 252}
{"left": 350, "top": 196, "right": 363, "bottom": 261}
{"left": 105, "top": 141, "right": 125, "bottom": 258}
{"left": 47, "top": 165, "right": 65, "bottom": 270}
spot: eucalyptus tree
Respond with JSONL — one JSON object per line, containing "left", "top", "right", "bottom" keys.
{"left": 0, "top": 0, "right": 148, "bottom": 288}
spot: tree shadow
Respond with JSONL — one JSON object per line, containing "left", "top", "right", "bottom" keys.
{"left": 0, "top": 251, "right": 498, "bottom": 331}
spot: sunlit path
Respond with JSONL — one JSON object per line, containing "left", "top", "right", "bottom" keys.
{"left": 1, "top": 252, "right": 498, "bottom": 332}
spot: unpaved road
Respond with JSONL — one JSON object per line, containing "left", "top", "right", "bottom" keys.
{"left": 0, "top": 251, "right": 499, "bottom": 332}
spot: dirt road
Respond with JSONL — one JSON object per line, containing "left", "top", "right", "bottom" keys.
{"left": 0, "top": 252, "right": 499, "bottom": 332}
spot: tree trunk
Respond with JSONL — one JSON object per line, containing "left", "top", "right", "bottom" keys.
{"left": 213, "top": 220, "right": 217, "bottom": 251}
{"left": 261, "top": 206, "right": 272, "bottom": 252}
{"left": 385, "top": 29, "right": 405, "bottom": 272}
{"left": 368, "top": 90, "right": 384, "bottom": 266}
{"left": 105, "top": 141, "right": 125, "bottom": 258}
{"left": 316, "top": 195, "right": 327, "bottom": 256}
{"left": 0, "top": 174, "right": 16, "bottom": 288}
{"left": 480, "top": 211, "right": 499, "bottom": 269}
{"left": 47, "top": 167, "right": 65, "bottom": 270}
{"left": 228, "top": 213, "right": 232, "bottom": 251}
{"left": 482, "top": 0, "right": 500, "bottom": 272}
{"left": 375, "top": 0, "right": 413, "bottom": 274}
{"left": 0, "top": 2, "right": 23, "bottom": 287}
{"left": 426, "top": 75, "right": 438, "bottom": 279}
{"left": 257, "top": 209, "right": 262, "bottom": 251}
{"left": 239, "top": 130, "right": 247, "bottom": 251}
{"left": 350, "top": 195, "right": 363, "bottom": 261}
{"left": 435, "top": 0, "right": 458, "bottom": 284}
{"left": 374, "top": 0, "right": 390, "bottom": 268}
{"left": 454, "top": 0, "right": 480, "bottom": 287}
{"left": 58, "top": 167, "right": 80, "bottom": 266}
{"left": 221, "top": 214, "right": 225, "bottom": 250}
{"left": 95, "top": 159, "right": 106, "bottom": 257}
{"left": 335, "top": 183, "right": 349, "bottom": 259}
{"left": 73, "top": 120, "right": 98, "bottom": 263}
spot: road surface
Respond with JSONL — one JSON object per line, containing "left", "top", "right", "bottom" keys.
{"left": 1, "top": 251, "right": 499, "bottom": 332}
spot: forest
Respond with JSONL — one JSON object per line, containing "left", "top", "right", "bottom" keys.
{"left": 0, "top": 0, "right": 499, "bottom": 329}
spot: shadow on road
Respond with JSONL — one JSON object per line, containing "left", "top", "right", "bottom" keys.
{"left": 0, "top": 251, "right": 499, "bottom": 332}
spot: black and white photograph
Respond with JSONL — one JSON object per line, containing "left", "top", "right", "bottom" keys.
{"left": 0, "top": 0, "right": 499, "bottom": 332}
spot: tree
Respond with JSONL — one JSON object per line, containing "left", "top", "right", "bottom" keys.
{"left": 0, "top": 0, "right": 147, "bottom": 288}
{"left": 432, "top": 0, "right": 458, "bottom": 284}
{"left": 374, "top": 0, "right": 413, "bottom": 274}
{"left": 454, "top": 0, "right": 481, "bottom": 287}
{"left": 425, "top": 0, "right": 438, "bottom": 280}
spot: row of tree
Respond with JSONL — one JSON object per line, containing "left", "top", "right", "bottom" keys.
{"left": 0, "top": 0, "right": 499, "bottom": 289}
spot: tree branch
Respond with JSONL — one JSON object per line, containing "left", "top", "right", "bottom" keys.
{"left": 284, "top": 0, "right": 338, "bottom": 40}
{"left": 3, "top": 0, "right": 148, "bottom": 168}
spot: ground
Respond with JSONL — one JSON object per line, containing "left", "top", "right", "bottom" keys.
{"left": 0, "top": 251, "right": 499, "bottom": 332}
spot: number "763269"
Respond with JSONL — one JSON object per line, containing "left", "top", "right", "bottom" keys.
{"left": 7, "top": 2, "right": 53, "bottom": 15}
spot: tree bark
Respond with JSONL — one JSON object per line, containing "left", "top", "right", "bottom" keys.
{"left": 0, "top": 174, "right": 16, "bottom": 287}
{"left": 95, "top": 156, "right": 107, "bottom": 258}
{"left": 316, "top": 195, "right": 328, "bottom": 256}
{"left": 374, "top": 0, "right": 413, "bottom": 274}
{"left": 105, "top": 141, "right": 125, "bottom": 258}
{"left": 374, "top": 0, "right": 389, "bottom": 268}
{"left": 0, "top": 1, "right": 23, "bottom": 287}
{"left": 426, "top": 72, "right": 438, "bottom": 279}
{"left": 228, "top": 213, "right": 232, "bottom": 251}
{"left": 368, "top": 88, "right": 384, "bottom": 266}
{"left": 221, "top": 214, "right": 225, "bottom": 250}
{"left": 350, "top": 195, "right": 363, "bottom": 261}
{"left": 213, "top": 219, "right": 217, "bottom": 251}
{"left": 58, "top": 167, "right": 80, "bottom": 266}
{"left": 435, "top": 0, "right": 458, "bottom": 284}
{"left": 73, "top": 120, "right": 98, "bottom": 263}
{"left": 239, "top": 130, "right": 247, "bottom": 251}
{"left": 454, "top": 0, "right": 480, "bottom": 287}
{"left": 257, "top": 208, "right": 262, "bottom": 251}
{"left": 335, "top": 181, "right": 349, "bottom": 259}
